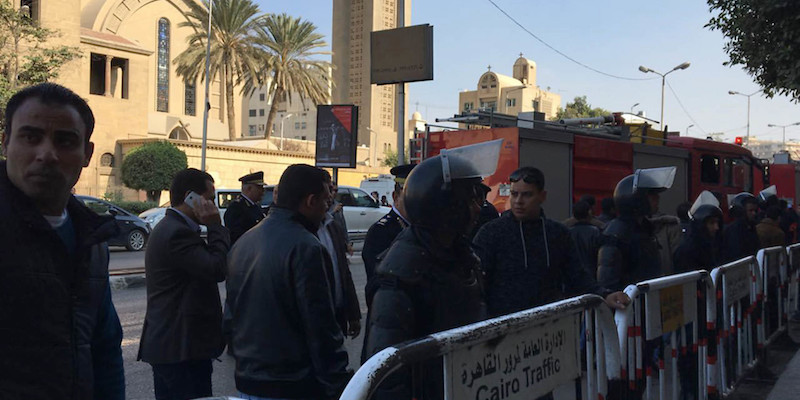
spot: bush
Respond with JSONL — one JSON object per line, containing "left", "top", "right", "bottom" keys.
{"left": 121, "top": 141, "right": 188, "bottom": 203}
{"left": 110, "top": 201, "right": 159, "bottom": 215}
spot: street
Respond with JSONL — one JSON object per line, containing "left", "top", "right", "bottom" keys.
{"left": 111, "top": 249, "right": 368, "bottom": 399}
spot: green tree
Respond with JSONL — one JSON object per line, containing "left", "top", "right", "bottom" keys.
{"left": 706, "top": 1, "right": 800, "bottom": 100}
{"left": 256, "top": 13, "right": 331, "bottom": 139}
{"left": 174, "top": 0, "right": 266, "bottom": 140}
{"left": 0, "top": 0, "right": 80, "bottom": 129}
{"left": 121, "top": 141, "right": 188, "bottom": 203}
{"left": 380, "top": 148, "right": 409, "bottom": 168}
{"left": 553, "top": 95, "right": 611, "bottom": 120}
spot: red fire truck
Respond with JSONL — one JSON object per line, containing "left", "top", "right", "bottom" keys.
{"left": 412, "top": 111, "right": 767, "bottom": 221}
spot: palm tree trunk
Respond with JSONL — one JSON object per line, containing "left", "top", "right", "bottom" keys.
{"left": 225, "top": 63, "right": 237, "bottom": 140}
{"left": 264, "top": 72, "right": 281, "bottom": 140}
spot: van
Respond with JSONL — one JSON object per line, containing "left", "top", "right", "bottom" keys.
{"left": 359, "top": 174, "right": 396, "bottom": 205}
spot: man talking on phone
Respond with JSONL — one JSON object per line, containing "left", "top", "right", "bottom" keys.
{"left": 138, "top": 168, "right": 230, "bottom": 399}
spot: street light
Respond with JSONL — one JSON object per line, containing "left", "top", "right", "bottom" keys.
{"left": 728, "top": 90, "right": 760, "bottom": 146}
{"left": 279, "top": 113, "right": 293, "bottom": 150}
{"left": 200, "top": 0, "right": 214, "bottom": 171}
{"left": 638, "top": 62, "right": 691, "bottom": 132}
{"left": 685, "top": 124, "right": 694, "bottom": 137}
{"left": 767, "top": 122, "right": 800, "bottom": 151}
{"left": 630, "top": 102, "right": 640, "bottom": 114}
{"left": 365, "top": 126, "right": 379, "bottom": 168}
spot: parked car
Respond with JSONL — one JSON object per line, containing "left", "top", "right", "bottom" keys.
{"left": 336, "top": 185, "right": 387, "bottom": 240}
{"left": 76, "top": 195, "right": 151, "bottom": 251}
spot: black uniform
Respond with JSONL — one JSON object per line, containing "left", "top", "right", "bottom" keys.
{"left": 224, "top": 195, "right": 265, "bottom": 244}
{"left": 362, "top": 208, "right": 408, "bottom": 308}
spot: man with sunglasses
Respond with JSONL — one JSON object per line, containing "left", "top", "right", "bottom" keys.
{"left": 473, "top": 166, "right": 629, "bottom": 318}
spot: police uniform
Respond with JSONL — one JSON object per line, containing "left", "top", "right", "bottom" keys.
{"left": 224, "top": 172, "right": 267, "bottom": 244}
{"left": 361, "top": 164, "right": 415, "bottom": 308}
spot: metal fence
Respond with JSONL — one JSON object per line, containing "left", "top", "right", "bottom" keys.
{"left": 340, "top": 295, "right": 621, "bottom": 400}
{"left": 757, "top": 246, "right": 788, "bottom": 345}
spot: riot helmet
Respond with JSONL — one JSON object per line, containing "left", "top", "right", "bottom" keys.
{"left": 404, "top": 139, "right": 502, "bottom": 234}
{"left": 613, "top": 167, "right": 676, "bottom": 217}
{"left": 758, "top": 185, "right": 778, "bottom": 209}
{"left": 689, "top": 190, "right": 723, "bottom": 233}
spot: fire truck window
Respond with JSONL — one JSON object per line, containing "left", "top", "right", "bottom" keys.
{"left": 701, "top": 155, "right": 720, "bottom": 184}
{"left": 724, "top": 157, "right": 751, "bottom": 191}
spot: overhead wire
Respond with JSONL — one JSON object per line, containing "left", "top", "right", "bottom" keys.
{"left": 665, "top": 81, "right": 707, "bottom": 135}
{"left": 485, "top": 0, "right": 658, "bottom": 82}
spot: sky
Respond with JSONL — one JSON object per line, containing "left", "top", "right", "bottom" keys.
{"left": 256, "top": 0, "right": 800, "bottom": 144}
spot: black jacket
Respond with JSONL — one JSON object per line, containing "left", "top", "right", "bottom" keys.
{"left": 473, "top": 211, "right": 609, "bottom": 317}
{"left": 365, "top": 226, "right": 485, "bottom": 400}
{"left": 319, "top": 214, "right": 361, "bottom": 333}
{"left": 0, "top": 162, "right": 124, "bottom": 399}
{"left": 138, "top": 209, "right": 230, "bottom": 364}
{"left": 721, "top": 218, "right": 761, "bottom": 263}
{"left": 226, "top": 207, "right": 351, "bottom": 399}
{"left": 224, "top": 195, "right": 265, "bottom": 244}
{"left": 569, "top": 221, "right": 602, "bottom": 277}
{"left": 362, "top": 208, "right": 408, "bottom": 308}
{"left": 597, "top": 216, "right": 662, "bottom": 292}
{"left": 673, "top": 222, "right": 720, "bottom": 273}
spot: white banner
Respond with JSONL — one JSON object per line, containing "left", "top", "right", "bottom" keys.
{"left": 725, "top": 264, "right": 751, "bottom": 306}
{"left": 447, "top": 314, "right": 581, "bottom": 400}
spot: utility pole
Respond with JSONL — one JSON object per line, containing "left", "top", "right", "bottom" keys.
{"left": 396, "top": 0, "right": 405, "bottom": 165}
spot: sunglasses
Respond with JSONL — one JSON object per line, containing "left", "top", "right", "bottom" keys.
{"left": 509, "top": 170, "right": 537, "bottom": 183}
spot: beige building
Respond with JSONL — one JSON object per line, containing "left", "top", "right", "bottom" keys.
{"left": 18, "top": 0, "right": 379, "bottom": 199}
{"left": 332, "top": 0, "right": 411, "bottom": 157}
{"left": 458, "top": 56, "right": 561, "bottom": 120}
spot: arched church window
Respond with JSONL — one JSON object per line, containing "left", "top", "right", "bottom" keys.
{"left": 156, "top": 18, "right": 170, "bottom": 112}
{"left": 100, "top": 153, "right": 114, "bottom": 167}
{"left": 169, "top": 127, "right": 189, "bottom": 140}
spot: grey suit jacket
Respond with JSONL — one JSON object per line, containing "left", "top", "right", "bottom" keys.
{"left": 137, "top": 209, "right": 230, "bottom": 363}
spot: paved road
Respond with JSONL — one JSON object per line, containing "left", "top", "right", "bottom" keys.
{"left": 112, "top": 251, "right": 368, "bottom": 399}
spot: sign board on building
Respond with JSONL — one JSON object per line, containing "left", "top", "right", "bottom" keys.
{"left": 315, "top": 105, "right": 358, "bottom": 168}
{"left": 446, "top": 314, "right": 581, "bottom": 400}
{"left": 370, "top": 24, "right": 434, "bottom": 85}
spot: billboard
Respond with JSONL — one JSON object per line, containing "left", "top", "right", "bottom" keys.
{"left": 371, "top": 24, "right": 434, "bottom": 85}
{"left": 315, "top": 105, "right": 358, "bottom": 168}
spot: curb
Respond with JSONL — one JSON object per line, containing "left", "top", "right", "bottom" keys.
{"left": 110, "top": 272, "right": 146, "bottom": 290}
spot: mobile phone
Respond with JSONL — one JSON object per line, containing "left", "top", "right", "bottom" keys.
{"left": 184, "top": 191, "right": 204, "bottom": 209}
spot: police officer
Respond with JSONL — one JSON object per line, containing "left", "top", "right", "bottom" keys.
{"left": 224, "top": 171, "right": 266, "bottom": 244}
{"left": 364, "top": 140, "right": 499, "bottom": 400}
{"left": 722, "top": 192, "right": 760, "bottom": 263}
{"left": 361, "top": 163, "right": 415, "bottom": 309}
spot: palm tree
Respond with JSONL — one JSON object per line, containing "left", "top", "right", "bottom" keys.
{"left": 257, "top": 13, "right": 331, "bottom": 139}
{"left": 174, "top": 0, "right": 266, "bottom": 140}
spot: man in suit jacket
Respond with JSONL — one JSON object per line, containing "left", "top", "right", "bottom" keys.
{"left": 138, "top": 168, "right": 230, "bottom": 400}
{"left": 224, "top": 171, "right": 266, "bottom": 244}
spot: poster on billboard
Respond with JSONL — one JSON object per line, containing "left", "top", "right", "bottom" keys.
{"left": 315, "top": 105, "right": 358, "bottom": 168}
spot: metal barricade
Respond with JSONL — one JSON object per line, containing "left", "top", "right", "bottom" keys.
{"left": 756, "top": 246, "right": 789, "bottom": 345}
{"left": 785, "top": 244, "right": 800, "bottom": 321}
{"left": 710, "top": 256, "right": 761, "bottom": 396}
{"left": 341, "top": 295, "right": 621, "bottom": 400}
{"left": 615, "top": 271, "right": 717, "bottom": 400}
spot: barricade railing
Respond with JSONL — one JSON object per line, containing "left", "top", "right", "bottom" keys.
{"left": 756, "top": 246, "right": 788, "bottom": 345}
{"left": 340, "top": 295, "right": 621, "bottom": 400}
{"left": 785, "top": 244, "right": 800, "bottom": 322}
{"left": 615, "top": 271, "right": 717, "bottom": 400}
{"left": 710, "top": 256, "right": 761, "bottom": 396}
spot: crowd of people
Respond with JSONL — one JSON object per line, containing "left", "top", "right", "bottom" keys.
{"left": 2, "top": 82, "right": 799, "bottom": 400}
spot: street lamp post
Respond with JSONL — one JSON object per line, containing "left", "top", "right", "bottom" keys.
{"left": 728, "top": 90, "right": 760, "bottom": 146}
{"left": 630, "top": 102, "right": 640, "bottom": 114}
{"left": 768, "top": 122, "right": 800, "bottom": 151}
{"left": 685, "top": 124, "right": 694, "bottom": 137}
{"left": 638, "top": 62, "right": 691, "bottom": 132}
{"left": 279, "top": 113, "right": 294, "bottom": 150}
{"left": 200, "top": 0, "right": 213, "bottom": 171}
{"left": 365, "top": 126, "right": 378, "bottom": 168}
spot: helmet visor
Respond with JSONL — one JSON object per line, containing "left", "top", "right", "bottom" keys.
{"left": 632, "top": 166, "right": 676, "bottom": 192}
{"left": 689, "top": 190, "right": 720, "bottom": 220}
{"left": 759, "top": 185, "right": 777, "bottom": 202}
{"left": 440, "top": 139, "right": 502, "bottom": 184}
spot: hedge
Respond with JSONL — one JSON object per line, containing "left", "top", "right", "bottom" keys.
{"left": 110, "top": 201, "right": 159, "bottom": 215}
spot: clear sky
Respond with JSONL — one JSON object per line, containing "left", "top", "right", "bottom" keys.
{"left": 256, "top": 0, "right": 800, "bottom": 144}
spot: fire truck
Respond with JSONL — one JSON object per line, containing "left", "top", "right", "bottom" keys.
{"left": 410, "top": 110, "right": 768, "bottom": 221}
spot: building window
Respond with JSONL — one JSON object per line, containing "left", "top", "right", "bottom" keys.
{"left": 259, "top": 109, "right": 265, "bottom": 116}
{"left": 249, "top": 109, "right": 257, "bottom": 117}
{"left": 20, "top": 0, "right": 38, "bottom": 21}
{"left": 506, "top": 98, "right": 516, "bottom": 107}
{"left": 301, "top": 136, "right": 307, "bottom": 140}
{"left": 294, "top": 122, "right": 300, "bottom": 129}
{"left": 89, "top": 53, "right": 107, "bottom": 95}
{"left": 100, "top": 153, "right": 114, "bottom": 167}
{"left": 533, "top": 100, "right": 540, "bottom": 111}
{"left": 184, "top": 80, "right": 196, "bottom": 116}
{"left": 248, "top": 125, "right": 256, "bottom": 136}
{"left": 464, "top": 102, "right": 472, "bottom": 111}
{"left": 301, "top": 122, "right": 307, "bottom": 130}
{"left": 156, "top": 18, "right": 170, "bottom": 112}
{"left": 259, "top": 93, "right": 265, "bottom": 101}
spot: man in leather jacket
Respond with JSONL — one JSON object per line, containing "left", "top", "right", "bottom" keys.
{"left": 363, "top": 142, "right": 497, "bottom": 400}
{"left": 226, "top": 165, "right": 351, "bottom": 400}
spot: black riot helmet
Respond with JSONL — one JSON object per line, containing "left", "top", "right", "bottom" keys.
{"left": 613, "top": 167, "right": 676, "bottom": 217}
{"left": 689, "top": 190, "right": 723, "bottom": 233}
{"left": 728, "top": 192, "right": 757, "bottom": 220}
{"left": 404, "top": 139, "right": 502, "bottom": 235}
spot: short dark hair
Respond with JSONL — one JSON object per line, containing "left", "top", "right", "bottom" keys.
{"left": 601, "top": 197, "right": 615, "bottom": 214}
{"left": 510, "top": 166, "right": 545, "bottom": 191}
{"left": 766, "top": 205, "right": 782, "bottom": 220}
{"left": 3, "top": 83, "right": 95, "bottom": 144}
{"left": 276, "top": 164, "right": 331, "bottom": 210}
{"left": 573, "top": 200, "right": 591, "bottom": 220}
{"left": 170, "top": 168, "right": 214, "bottom": 206}
{"left": 579, "top": 194, "right": 596, "bottom": 208}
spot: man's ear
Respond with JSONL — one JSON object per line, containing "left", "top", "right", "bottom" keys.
{"left": 302, "top": 193, "right": 316, "bottom": 210}
{"left": 82, "top": 141, "right": 95, "bottom": 168}
{"left": 541, "top": 189, "right": 548, "bottom": 203}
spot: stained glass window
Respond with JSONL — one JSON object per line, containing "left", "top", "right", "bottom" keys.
{"left": 185, "top": 80, "right": 196, "bottom": 116}
{"left": 156, "top": 18, "right": 170, "bottom": 112}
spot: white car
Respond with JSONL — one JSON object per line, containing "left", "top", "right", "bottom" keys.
{"left": 336, "top": 185, "right": 390, "bottom": 240}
